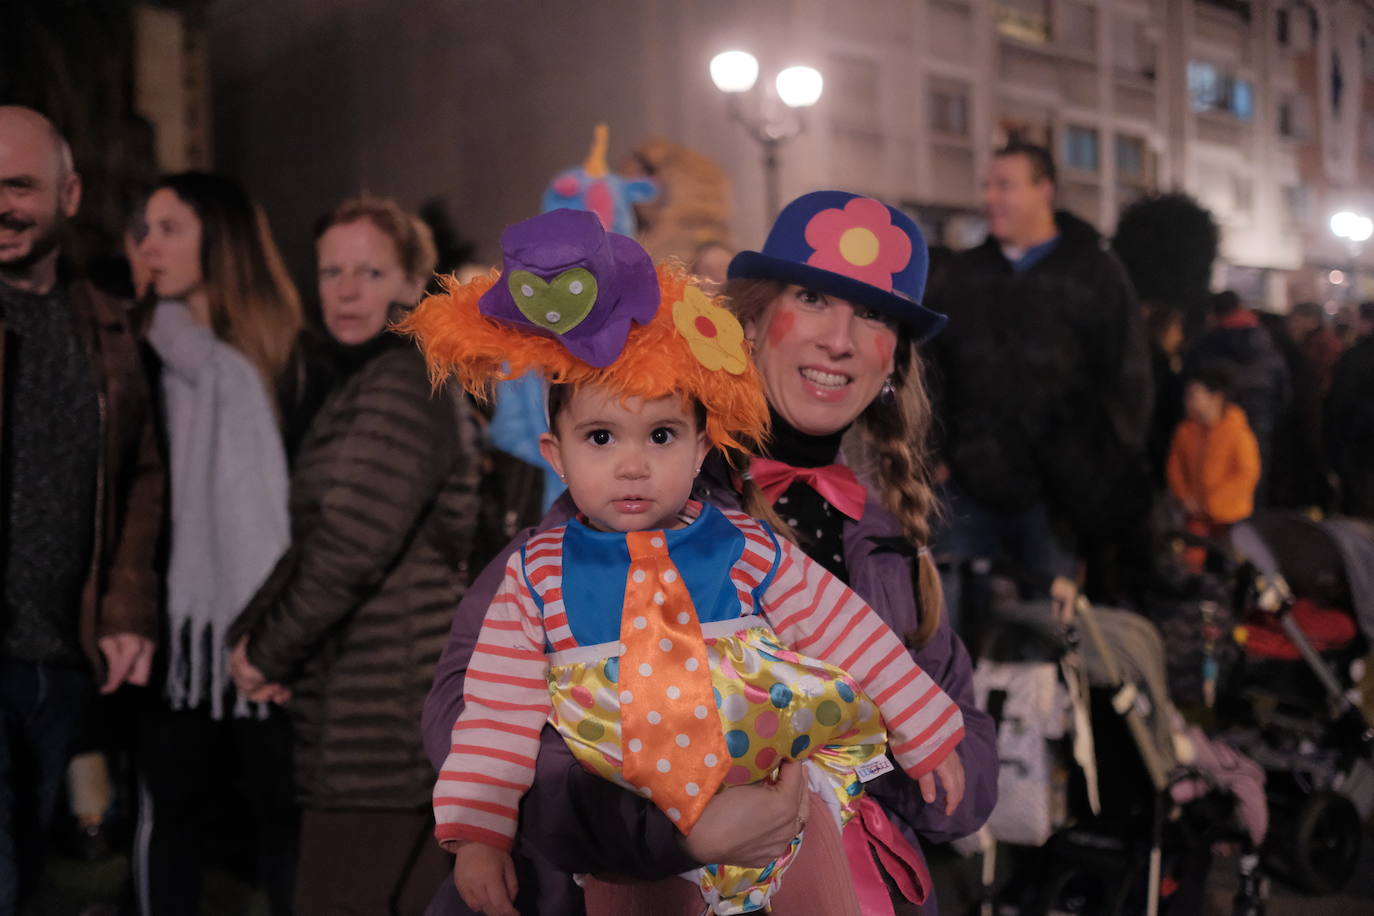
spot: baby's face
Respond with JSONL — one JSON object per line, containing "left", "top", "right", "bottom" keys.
{"left": 540, "top": 387, "right": 709, "bottom": 533}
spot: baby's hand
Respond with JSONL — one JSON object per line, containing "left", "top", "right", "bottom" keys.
{"left": 454, "top": 841, "right": 519, "bottom": 916}
{"left": 916, "top": 750, "right": 966, "bottom": 816}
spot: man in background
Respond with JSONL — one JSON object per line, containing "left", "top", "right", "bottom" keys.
{"left": 928, "top": 140, "right": 1153, "bottom": 612}
{"left": 0, "top": 104, "right": 163, "bottom": 914}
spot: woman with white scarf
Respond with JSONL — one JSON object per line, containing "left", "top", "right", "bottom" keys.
{"left": 134, "top": 172, "right": 302, "bottom": 916}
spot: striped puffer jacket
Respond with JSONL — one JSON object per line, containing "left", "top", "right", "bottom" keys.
{"left": 230, "top": 339, "right": 481, "bottom": 809}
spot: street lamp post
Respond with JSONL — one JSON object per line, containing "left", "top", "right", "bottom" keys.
{"left": 1330, "top": 210, "right": 1373, "bottom": 304}
{"left": 709, "top": 50, "right": 823, "bottom": 220}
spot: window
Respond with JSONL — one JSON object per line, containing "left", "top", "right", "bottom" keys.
{"left": 1115, "top": 134, "right": 1150, "bottom": 206}
{"left": 1198, "top": 0, "right": 1252, "bottom": 20}
{"left": 929, "top": 80, "right": 971, "bottom": 136}
{"left": 1188, "top": 61, "right": 1255, "bottom": 120}
{"left": 1113, "top": 17, "right": 1156, "bottom": 80}
{"left": 1333, "top": 52, "right": 1345, "bottom": 114}
{"left": 1115, "top": 134, "right": 1146, "bottom": 180}
{"left": 1064, "top": 125, "right": 1099, "bottom": 172}
{"left": 996, "top": 0, "right": 1050, "bottom": 44}
{"left": 1278, "top": 98, "right": 1295, "bottom": 138}
{"left": 1276, "top": 8, "right": 1290, "bottom": 47}
{"left": 997, "top": 116, "right": 1052, "bottom": 149}
{"left": 1058, "top": 1, "right": 1096, "bottom": 53}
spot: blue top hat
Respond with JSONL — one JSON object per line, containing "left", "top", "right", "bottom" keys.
{"left": 727, "top": 191, "right": 947, "bottom": 341}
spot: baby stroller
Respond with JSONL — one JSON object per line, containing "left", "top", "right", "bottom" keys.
{"left": 964, "top": 585, "right": 1266, "bottom": 916}
{"left": 1210, "top": 514, "right": 1374, "bottom": 895}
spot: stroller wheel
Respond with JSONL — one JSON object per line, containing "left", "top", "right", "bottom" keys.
{"left": 1267, "top": 790, "right": 1362, "bottom": 895}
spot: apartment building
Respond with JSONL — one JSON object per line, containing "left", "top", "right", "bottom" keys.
{"left": 194, "top": 0, "right": 1374, "bottom": 304}
{"left": 804, "top": 0, "right": 1374, "bottom": 307}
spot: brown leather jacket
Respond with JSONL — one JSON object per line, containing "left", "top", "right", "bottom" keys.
{"left": 0, "top": 278, "right": 164, "bottom": 672}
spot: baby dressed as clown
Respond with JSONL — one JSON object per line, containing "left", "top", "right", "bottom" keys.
{"left": 407, "top": 209, "right": 964, "bottom": 915}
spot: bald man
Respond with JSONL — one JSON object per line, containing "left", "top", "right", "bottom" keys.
{"left": 0, "top": 105, "right": 164, "bottom": 912}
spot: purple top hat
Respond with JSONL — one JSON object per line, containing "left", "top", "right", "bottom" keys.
{"left": 478, "top": 208, "right": 660, "bottom": 366}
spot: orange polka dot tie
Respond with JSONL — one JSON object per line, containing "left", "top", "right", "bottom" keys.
{"left": 618, "top": 530, "right": 730, "bottom": 834}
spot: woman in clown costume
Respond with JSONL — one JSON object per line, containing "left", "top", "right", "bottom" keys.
{"left": 406, "top": 208, "right": 964, "bottom": 915}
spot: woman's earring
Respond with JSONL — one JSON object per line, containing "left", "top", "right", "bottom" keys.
{"left": 880, "top": 377, "right": 897, "bottom": 403}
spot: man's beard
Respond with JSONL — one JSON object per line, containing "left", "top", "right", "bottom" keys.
{"left": 0, "top": 209, "right": 64, "bottom": 274}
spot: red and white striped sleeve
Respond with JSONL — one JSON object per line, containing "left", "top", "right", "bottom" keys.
{"left": 433, "top": 551, "right": 551, "bottom": 851}
{"left": 762, "top": 537, "right": 963, "bottom": 778}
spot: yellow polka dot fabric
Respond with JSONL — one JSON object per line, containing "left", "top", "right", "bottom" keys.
{"left": 549, "top": 624, "right": 888, "bottom": 913}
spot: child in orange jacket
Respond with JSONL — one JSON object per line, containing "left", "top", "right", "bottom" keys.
{"left": 1167, "top": 363, "right": 1262, "bottom": 569}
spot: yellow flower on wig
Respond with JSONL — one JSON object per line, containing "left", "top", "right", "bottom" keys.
{"left": 398, "top": 262, "right": 769, "bottom": 458}
{"left": 672, "top": 287, "right": 748, "bottom": 375}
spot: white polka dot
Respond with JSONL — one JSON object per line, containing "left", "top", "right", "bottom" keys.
{"left": 657, "top": 758, "right": 671, "bottom": 773}
{"left": 569, "top": 280, "right": 584, "bottom": 294}
{"left": 620, "top": 690, "right": 634, "bottom": 704}
{"left": 675, "top": 733, "right": 690, "bottom": 747}
{"left": 666, "top": 685, "right": 680, "bottom": 699}
{"left": 662, "top": 569, "right": 678, "bottom": 583}
{"left": 638, "top": 663, "right": 653, "bottom": 677}
{"left": 787, "top": 518, "right": 799, "bottom": 527}
{"left": 633, "top": 569, "right": 647, "bottom": 583}
{"left": 633, "top": 616, "right": 647, "bottom": 630}
{"left": 545, "top": 311, "right": 561, "bottom": 323}
{"left": 704, "top": 753, "right": 719, "bottom": 767}
{"left": 628, "top": 738, "right": 643, "bottom": 753}
{"left": 676, "top": 611, "right": 690, "bottom": 624}
{"left": 749, "top": 890, "right": 765, "bottom": 905}
{"left": 654, "top": 592, "right": 667, "bottom": 605}
{"left": 720, "top": 693, "right": 749, "bottom": 723}
{"left": 648, "top": 710, "right": 662, "bottom": 724}
{"left": 659, "top": 638, "right": 673, "bottom": 652}
{"left": 520, "top": 284, "right": 534, "bottom": 297}
{"left": 778, "top": 496, "right": 789, "bottom": 505}
{"left": 650, "top": 537, "right": 664, "bottom": 548}
{"left": 667, "top": 807, "right": 681, "bottom": 821}
{"left": 816, "top": 529, "right": 824, "bottom": 539}
{"left": 685, "top": 657, "right": 700, "bottom": 672}
{"left": 685, "top": 782, "right": 700, "bottom": 796}
{"left": 694, "top": 705, "right": 709, "bottom": 719}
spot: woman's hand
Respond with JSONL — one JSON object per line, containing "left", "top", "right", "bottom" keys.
{"left": 681, "top": 758, "right": 809, "bottom": 868}
{"left": 229, "top": 637, "right": 291, "bottom": 704}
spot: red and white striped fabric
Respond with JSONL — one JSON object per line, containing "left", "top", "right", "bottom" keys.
{"left": 433, "top": 510, "right": 964, "bottom": 850}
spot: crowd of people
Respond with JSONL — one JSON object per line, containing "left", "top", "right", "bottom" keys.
{"left": 1, "top": 98, "right": 1371, "bottom": 916}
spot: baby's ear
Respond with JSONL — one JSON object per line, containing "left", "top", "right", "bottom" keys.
{"left": 693, "top": 427, "right": 710, "bottom": 470}
{"left": 538, "top": 432, "right": 566, "bottom": 480}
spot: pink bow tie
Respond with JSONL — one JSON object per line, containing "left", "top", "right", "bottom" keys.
{"left": 750, "top": 456, "right": 867, "bottom": 521}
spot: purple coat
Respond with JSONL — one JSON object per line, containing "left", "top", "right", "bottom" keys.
{"left": 422, "top": 465, "right": 998, "bottom": 915}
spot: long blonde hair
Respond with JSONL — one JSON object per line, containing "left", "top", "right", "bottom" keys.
{"left": 154, "top": 173, "right": 302, "bottom": 390}
{"left": 726, "top": 278, "right": 945, "bottom": 647}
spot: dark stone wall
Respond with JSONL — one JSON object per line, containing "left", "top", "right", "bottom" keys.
{"left": 1, "top": 0, "right": 162, "bottom": 276}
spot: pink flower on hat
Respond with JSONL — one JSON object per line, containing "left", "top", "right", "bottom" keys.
{"left": 803, "top": 197, "right": 912, "bottom": 291}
